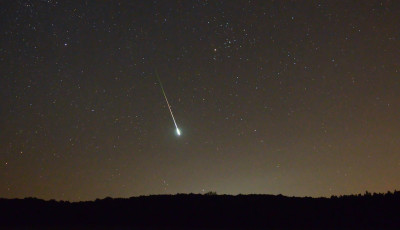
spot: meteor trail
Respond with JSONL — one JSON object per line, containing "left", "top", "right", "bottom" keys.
{"left": 156, "top": 71, "right": 181, "bottom": 136}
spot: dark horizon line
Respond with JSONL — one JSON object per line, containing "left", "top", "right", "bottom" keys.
{"left": 2, "top": 189, "right": 399, "bottom": 203}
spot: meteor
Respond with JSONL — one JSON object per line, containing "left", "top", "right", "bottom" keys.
{"left": 156, "top": 71, "right": 181, "bottom": 136}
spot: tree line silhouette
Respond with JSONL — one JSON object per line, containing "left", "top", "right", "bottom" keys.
{"left": 1, "top": 191, "right": 399, "bottom": 229}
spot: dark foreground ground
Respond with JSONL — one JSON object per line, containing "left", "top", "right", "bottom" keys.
{"left": 1, "top": 191, "right": 400, "bottom": 229}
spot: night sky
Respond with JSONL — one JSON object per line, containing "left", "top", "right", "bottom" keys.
{"left": 1, "top": 1, "right": 400, "bottom": 201}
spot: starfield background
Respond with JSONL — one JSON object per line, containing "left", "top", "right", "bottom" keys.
{"left": 1, "top": 0, "right": 400, "bottom": 229}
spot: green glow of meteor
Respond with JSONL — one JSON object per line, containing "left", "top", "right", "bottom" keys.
{"left": 156, "top": 71, "right": 181, "bottom": 136}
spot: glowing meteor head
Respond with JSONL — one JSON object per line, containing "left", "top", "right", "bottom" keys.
{"left": 176, "top": 128, "right": 181, "bottom": 136}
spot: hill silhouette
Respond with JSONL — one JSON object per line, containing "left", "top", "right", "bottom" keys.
{"left": 1, "top": 191, "right": 400, "bottom": 229}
